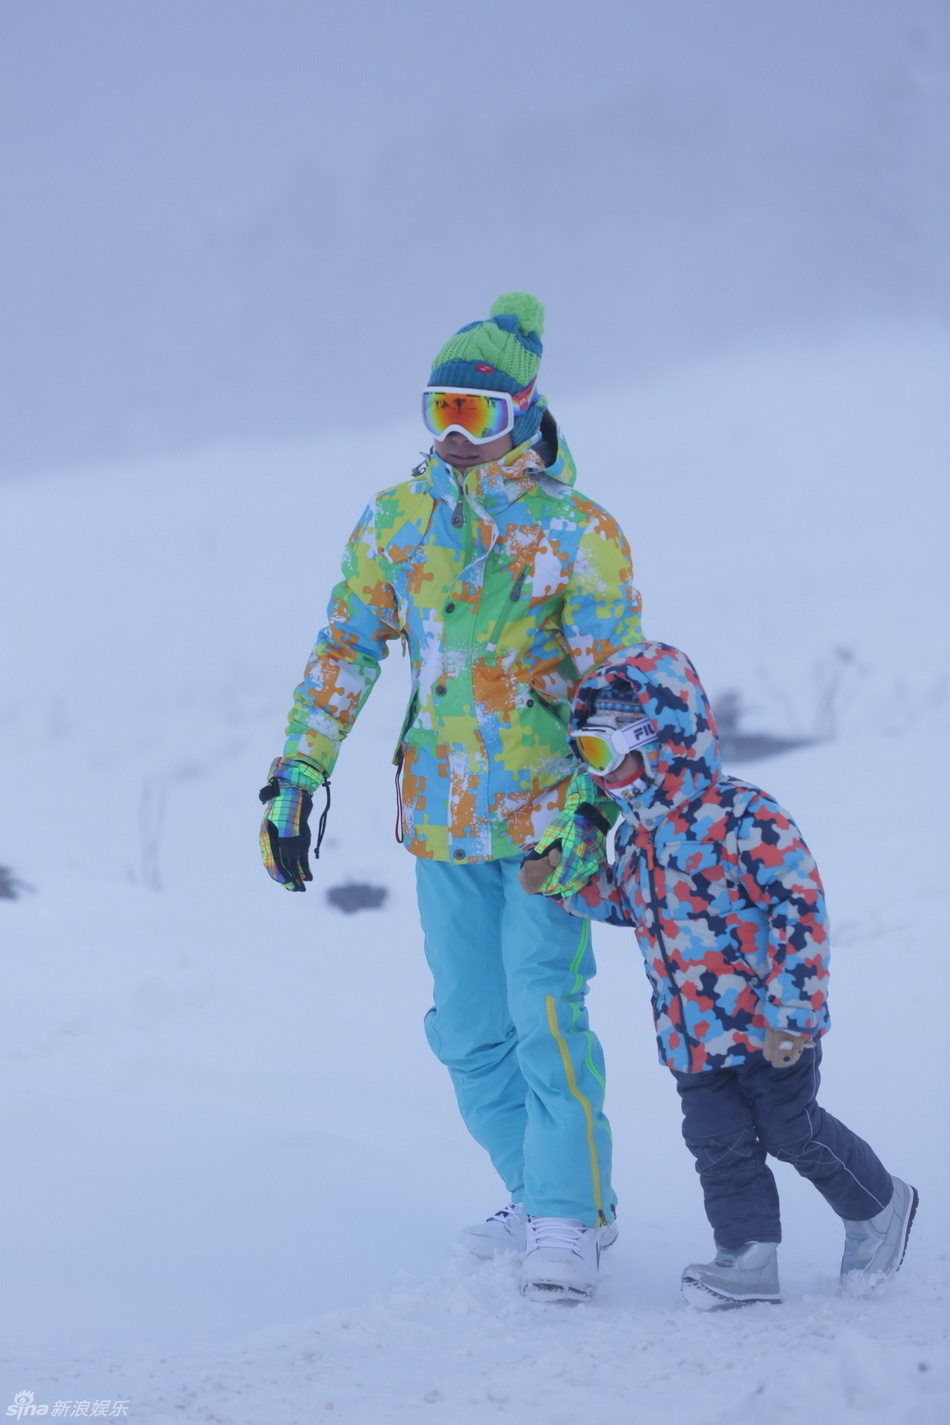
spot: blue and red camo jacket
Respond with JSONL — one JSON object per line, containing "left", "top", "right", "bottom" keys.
{"left": 560, "top": 642, "right": 831, "bottom": 1073}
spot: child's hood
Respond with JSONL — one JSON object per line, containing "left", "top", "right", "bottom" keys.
{"left": 569, "top": 642, "right": 722, "bottom": 826}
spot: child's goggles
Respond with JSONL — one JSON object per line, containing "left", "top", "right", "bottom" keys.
{"left": 422, "top": 379, "right": 536, "bottom": 444}
{"left": 571, "top": 717, "right": 659, "bottom": 775}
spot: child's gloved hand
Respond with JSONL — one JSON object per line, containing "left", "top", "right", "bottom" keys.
{"left": 519, "top": 801, "right": 613, "bottom": 899}
{"left": 763, "top": 1028, "right": 810, "bottom": 1068}
{"left": 519, "top": 844, "right": 563, "bottom": 895}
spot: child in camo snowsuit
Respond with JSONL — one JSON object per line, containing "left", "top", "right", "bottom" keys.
{"left": 520, "top": 641, "right": 918, "bottom": 1308}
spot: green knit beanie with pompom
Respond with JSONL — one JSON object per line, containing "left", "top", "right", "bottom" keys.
{"left": 428, "top": 292, "right": 547, "bottom": 448}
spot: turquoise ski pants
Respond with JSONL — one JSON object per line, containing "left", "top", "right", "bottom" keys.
{"left": 415, "top": 854, "right": 614, "bottom": 1226}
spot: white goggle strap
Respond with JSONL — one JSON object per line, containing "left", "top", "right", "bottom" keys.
{"left": 621, "top": 717, "right": 660, "bottom": 751}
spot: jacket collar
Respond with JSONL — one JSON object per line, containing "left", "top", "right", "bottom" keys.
{"left": 423, "top": 421, "right": 577, "bottom": 516}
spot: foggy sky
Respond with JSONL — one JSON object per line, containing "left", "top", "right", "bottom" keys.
{"left": 1, "top": 0, "right": 947, "bottom": 478}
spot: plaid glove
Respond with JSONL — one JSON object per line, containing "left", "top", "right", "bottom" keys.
{"left": 259, "top": 757, "right": 329, "bottom": 892}
{"left": 519, "top": 771, "right": 618, "bottom": 898}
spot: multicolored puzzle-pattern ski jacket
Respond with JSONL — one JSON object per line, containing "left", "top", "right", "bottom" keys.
{"left": 560, "top": 643, "right": 831, "bottom": 1072}
{"left": 283, "top": 417, "right": 643, "bottom": 862}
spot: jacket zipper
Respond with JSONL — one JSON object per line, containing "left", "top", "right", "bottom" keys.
{"left": 391, "top": 689, "right": 420, "bottom": 845}
{"left": 642, "top": 833, "right": 695, "bottom": 1073}
{"left": 393, "top": 751, "right": 405, "bottom": 843}
{"left": 451, "top": 486, "right": 476, "bottom": 590}
{"left": 391, "top": 689, "right": 420, "bottom": 766}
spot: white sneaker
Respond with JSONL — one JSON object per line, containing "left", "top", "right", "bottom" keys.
{"left": 461, "top": 1203, "right": 525, "bottom": 1258}
{"left": 521, "top": 1216, "right": 602, "bottom": 1300}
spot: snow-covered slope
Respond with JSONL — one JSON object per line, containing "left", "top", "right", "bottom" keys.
{"left": 0, "top": 326, "right": 947, "bottom": 1422}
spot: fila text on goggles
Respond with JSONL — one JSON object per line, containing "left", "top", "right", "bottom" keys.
{"left": 423, "top": 379, "right": 537, "bottom": 444}
{"left": 571, "top": 717, "right": 659, "bottom": 775}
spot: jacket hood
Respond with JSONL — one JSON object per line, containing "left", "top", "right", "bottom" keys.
{"left": 569, "top": 642, "right": 722, "bottom": 824}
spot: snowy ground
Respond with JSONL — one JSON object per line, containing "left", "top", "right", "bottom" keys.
{"left": 1, "top": 324, "right": 948, "bottom": 1422}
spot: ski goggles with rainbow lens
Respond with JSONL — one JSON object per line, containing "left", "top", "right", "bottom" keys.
{"left": 571, "top": 717, "right": 659, "bottom": 776}
{"left": 422, "top": 379, "right": 536, "bottom": 444}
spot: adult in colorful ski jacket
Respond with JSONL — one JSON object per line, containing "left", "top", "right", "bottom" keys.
{"left": 260, "top": 294, "right": 643, "bottom": 1286}
{"left": 278, "top": 410, "right": 640, "bottom": 863}
{"left": 522, "top": 642, "right": 906, "bottom": 1269}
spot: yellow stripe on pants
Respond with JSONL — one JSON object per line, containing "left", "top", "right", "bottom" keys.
{"left": 545, "top": 994, "right": 606, "bottom": 1225}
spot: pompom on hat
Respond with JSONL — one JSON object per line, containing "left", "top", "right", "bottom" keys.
{"left": 428, "top": 292, "right": 547, "bottom": 449}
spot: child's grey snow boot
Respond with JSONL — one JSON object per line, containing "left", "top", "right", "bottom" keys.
{"left": 461, "top": 1203, "right": 526, "bottom": 1258}
{"left": 841, "top": 1176, "right": 918, "bottom": 1282}
{"left": 681, "top": 1241, "right": 781, "bottom": 1310}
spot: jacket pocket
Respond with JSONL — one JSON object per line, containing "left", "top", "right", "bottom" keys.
{"left": 528, "top": 687, "right": 570, "bottom": 728}
{"left": 658, "top": 840, "right": 724, "bottom": 873}
{"left": 655, "top": 840, "right": 731, "bottom": 917}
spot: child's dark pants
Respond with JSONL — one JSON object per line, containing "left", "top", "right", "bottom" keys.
{"left": 673, "top": 1042, "right": 893, "bottom": 1248}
